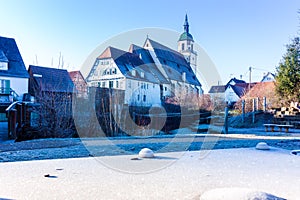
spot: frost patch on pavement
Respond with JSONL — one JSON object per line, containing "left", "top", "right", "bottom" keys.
{"left": 200, "top": 187, "right": 286, "bottom": 200}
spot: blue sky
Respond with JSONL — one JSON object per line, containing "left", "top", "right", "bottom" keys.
{"left": 1, "top": 0, "right": 299, "bottom": 86}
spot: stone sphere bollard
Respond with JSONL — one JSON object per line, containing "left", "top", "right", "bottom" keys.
{"left": 255, "top": 142, "right": 270, "bottom": 150}
{"left": 138, "top": 148, "right": 154, "bottom": 158}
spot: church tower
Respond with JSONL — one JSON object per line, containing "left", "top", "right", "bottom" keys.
{"left": 178, "top": 14, "right": 197, "bottom": 73}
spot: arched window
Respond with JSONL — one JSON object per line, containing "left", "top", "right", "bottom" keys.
{"left": 181, "top": 43, "right": 185, "bottom": 51}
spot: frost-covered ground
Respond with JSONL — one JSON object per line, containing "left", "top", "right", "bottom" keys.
{"left": 0, "top": 147, "right": 299, "bottom": 199}
{"left": 1, "top": 123, "right": 300, "bottom": 199}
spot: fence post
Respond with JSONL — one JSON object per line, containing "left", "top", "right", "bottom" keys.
{"left": 10, "top": 109, "right": 17, "bottom": 139}
{"left": 252, "top": 98, "right": 256, "bottom": 123}
{"left": 224, "top": 106, "right": 229, "bottom": 134}
{"left": 242, "top": 99, "right": 245, "bottom": 123}
{"left": 263, "top": 97, "right": 267, "bottom": 112}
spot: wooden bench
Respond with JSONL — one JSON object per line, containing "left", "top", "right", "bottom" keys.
{"left": 263, "top": 124, "right": 294, "bottom": 133}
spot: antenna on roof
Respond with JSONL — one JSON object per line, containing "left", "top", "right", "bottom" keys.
{"left": 58, "top": 52, "right": 61, "bottom": 69}
{"left": 35, "top": 54, "right": 38, "bottom": 65}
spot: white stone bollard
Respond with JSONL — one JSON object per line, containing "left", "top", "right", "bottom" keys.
{"left": 255, "top": 142, "right": 270, "bottom": 150}
{"left": 138, "top": 148, "right": 154, "bottom": 158}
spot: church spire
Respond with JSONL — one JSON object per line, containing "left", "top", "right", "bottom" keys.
{"left": 183, "top": 14, "right": 189, "bottom": 33}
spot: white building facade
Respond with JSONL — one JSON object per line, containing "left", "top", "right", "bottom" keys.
{"left": 0, "top": 37, "right": 29, "bottom": 103}
{"left": 86, "top": 15, "right": 203, "bottom": 107}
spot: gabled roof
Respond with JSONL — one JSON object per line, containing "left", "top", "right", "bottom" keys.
{"left": 129, "top": 44, "right": 169, "bottom": 84}
{"left": 69, "top": 70, "right": 87, "bottom": 84}
{"left": 208, "top": 85, "right": 226, "bottom": 93}
{"left": 29, "top": 65, "right": 74, "bottom": 93}
{"left": 261, "top": 72, "right": 275, "bottom": 82}
{"left": 227, "top": 77, "right": 246, "bottom": 85}
{"left": 230, "top": 84, "right": 246, "bottom": 98}
{"left": 93, "top": 46, "right": 166, "bottom": 84}
{"left": 0, "top": 36, "right": 29, "bottom": 78}
{"left": 229, "top": 82, "right": 256, "bottom": 98}
{"left": 145, "top": 38, "right": 201, "bottom": 86}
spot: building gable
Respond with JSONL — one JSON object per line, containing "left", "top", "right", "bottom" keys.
{"left": 225, "top": 85, "right": 241, "bottom": 103}
{"left": 261, "top": 72, "right": 275, "bottom": 82}
{"left": 0, "top": 36, "right": 29, "bottom": 78}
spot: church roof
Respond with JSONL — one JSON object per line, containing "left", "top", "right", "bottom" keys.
{"left": 129, "top": 44, "right": 169, "bottom": 84}
{"left": 146, "top": 38, "right": 201, "bottom": 86}
{"left": 178, "top": 32, "right": 194, "bottom": 42}
{"left": 178, "top": 14, "right": 194, "bottom": 42}
{"left": 0, "top": 36, "right": 29, "bottom": 78}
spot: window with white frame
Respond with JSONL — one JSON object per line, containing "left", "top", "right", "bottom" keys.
{"left": 0, "top": 62, "right": 8, "bottom": 70}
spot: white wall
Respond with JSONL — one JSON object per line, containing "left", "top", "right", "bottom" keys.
{"left": 0, "top": 76, "right": 28, "bottom": 99}
{"left": 125, "top": 79, "right": 161, "bottom": 107}
{"left": 225, "top": 85, "right": 240, "bottom": 104}
{"left": 261, "top": 74, "right": 275, "bottom": 82}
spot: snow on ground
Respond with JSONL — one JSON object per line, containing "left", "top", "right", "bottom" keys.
{"left": 0, "top": 147, "right": 299, "bottom": 200}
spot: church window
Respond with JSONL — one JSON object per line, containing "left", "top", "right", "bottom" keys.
{"left": 191, "top": 44, "right": 193, "bottom": 51}
{"left": 116, "top": 81, "right": 119, "bottom": 88}
{"left": 143, "top": 95, "right": 146, "bottom": 102}
{"left": 181, "top": 43, "right": 185, "bottom": 51}
{"left": 137, "top": 94, "right": 140, "bottom": 101}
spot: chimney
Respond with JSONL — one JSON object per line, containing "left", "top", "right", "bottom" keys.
{"left": 182, "top": 72, "right": 186, "bottom": 82}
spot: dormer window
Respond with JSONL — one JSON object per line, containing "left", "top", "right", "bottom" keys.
{"left": 0, "top": 50, "right": 8, "bottom": 70}
{"left": 131, "top": 69, "right": 136, "bottom": 76}
{"left": 0, "top": 62, "right": 8, "bottom": 70}
{"left": 140, "top": 71, "right": 144, "bottom": 78}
